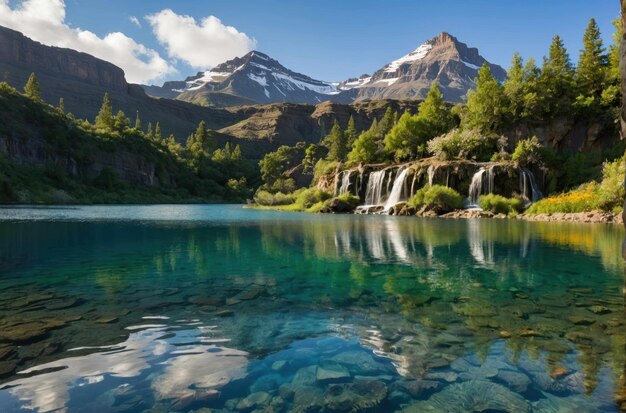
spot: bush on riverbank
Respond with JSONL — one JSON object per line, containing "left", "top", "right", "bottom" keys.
{"left": 253, "top": 190, "right": 296, "bottom": 206}
{"left": 526, "top": 155, "right": 625, "bottom": 214}
{"left": 479, "top": 194, "right": 524, "bottom": 215}
{"left": 408, "top": 185, "right": 464, "bottom": 213}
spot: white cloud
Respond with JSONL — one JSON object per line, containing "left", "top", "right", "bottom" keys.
{"left": 129, "top": 16, "right": 141, "bottom": 28}
{"left": 0, "top": 0, "right": 175, "bottom": 83}
{"left": 146, "top": 9, "right": 256, "bottom": 69}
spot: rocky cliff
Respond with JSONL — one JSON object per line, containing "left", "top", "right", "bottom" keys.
{"left": 0, "top": 25, "right": 241, "bottom": 140}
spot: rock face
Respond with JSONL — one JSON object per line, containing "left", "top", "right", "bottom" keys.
{"left": 143, "top": 33, "right": 504, "bottom": 105}
{"left": 343, "top": 32, "right": 506, "bottom": 103}
{"left": 0, "top": 25, "right": 240, "bottom": 140}
{"left": 220, "top": 100, "right": 423, "bottom": 146}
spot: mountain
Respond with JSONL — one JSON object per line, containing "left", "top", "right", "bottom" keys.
{"left": 147, "top": 51, "right": 354, "bottom": 107}
{"left": 346, "top": 32, "right": 507, "bottom": 102}
{"left": 143, "top": 33, "right": 505, "bottom": 106}
{"left": 0, "top": 25, "right": 240, "bottom": 139}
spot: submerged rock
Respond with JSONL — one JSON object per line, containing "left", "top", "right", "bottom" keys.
{"left": 316, "top": 365, "right": 351, "bottom": 383}
{"left": 325, "top": 380, "right": 387, "bottom": 412}
{"left": 496, "top": 369, "right": 531, "bottom": 393}
{"left": 236, "top": 391, "right": 271, "bottom": 411}
{"left": 402, "top": 380, "right": 531, "bottom": 413}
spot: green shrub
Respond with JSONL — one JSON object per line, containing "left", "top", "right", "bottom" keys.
{"left": 512, "top": 136, "right": 542, "bottom": 165}
{"left": 479, "top": 194, "right": 523, "bottom": 214}
{"left": 427, "top": 128, "right": 499, "bottom": 161}
{"left": 253, "top": 190, "right": 295, "bottom": 206}
{"left": 293, "top": 188, "right": 332, "bottom": 210}
{"left": 408, "top": 185, "right": 464, "bottom": 212}
{"left": 596, "top": 156, "right": 625, "bottom": 211}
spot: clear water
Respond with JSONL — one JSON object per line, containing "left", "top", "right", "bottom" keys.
{"left": 0, "top": 205, "right": 624, "bottom": 412}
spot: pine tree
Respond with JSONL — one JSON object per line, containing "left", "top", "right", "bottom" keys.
{"left": 539, "top": 35, "right": 575, "bottom": 116}
{"left": 155, "top": 122, "right": 162, "bottom": 141}
{"left": 503, "top": 53, "right": 525, "bottom": 120}
{"left": 147, "top": 122, "right": 153, "bottom": 139}
{"left": 324, "top": 120, "right": 347, "bottom": 161}
{"left": 134, "top": 111, "right": 141, "bottom": 130}
{"left": 58, "top": 97, "right": 65, "bottom": 114}
{"left": 24, "top": 72, "right": 42, "bottom": 102}
{"left": 345, "top": 116, "right": 358, "bottom": 147}
{"left": 95, "top": 93, "right": 115, "bottom": 130}
{"left": 379, "top": 107, "right": 396, "bottom": 136}
{"left": 186, "top": 121, "right": 216, "bottom": 158}
{"left": 521, "top": 57, "right": 541, "bottom": 120}
{"left": 417, "top": 82, "right": 454, "bottom": 137}
{"left": 114, "top": 110, "right": 129, "bottom": 131}
{"left": 577, "top": 18, "right": 608, "bottom": 97}
{"left": 464, "top": 64, "right": 506, "bottom": 131}
{"left": 232, "top": 144, "right": 242, "bottom": 160}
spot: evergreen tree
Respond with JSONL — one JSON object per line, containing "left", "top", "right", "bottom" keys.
{"left": 95, "top": 93, "right": 115, "bottom": 130}
{"left": 155, "top": 122, "right": 162, "bottom": 141}
{"left": 417, "top": 82, "right": 454, "bottom": 137}
{"left": 521, "top": 57, "right": 541, "bottom": 120}
{"left": 24, "top": 72, "right": 42, "bottom": 102}
{"left": 113, "top": 110, "right": 129, "bottom": 131}
{"left": 345, "top": 116, "right": 358, "bottom": 147}
{"left": 186, "top": 121, "right": 216, "bottom": 158}
{"left": 147, "top": 122, "right": 153, "bottom": 139}
{"left": 231, "top": 144, "right": 242, "bottom": 160}
{"left": 134, "top": 111, "right": 141, "bottom": 130}
{"left": 379, "top": 107, "right": 396, "bottom": 136}
{"left": 463, "top": 64, "right": 506, "bottom": 131}
{"left": 577, "top": 18, "right": 608, "bottom": 98}
{"left": 324, "top": 120, "right": 348, "bottom": 161}
{"left": 302, "top": 144, "right": 325, "bottom": 174}
{"left": 539, "top": 35, "right": 575, "bottom": 116}
{"left": 608, "top": 17, "right": 621, "bottom": 82}
{"left": 58, "top": 97, "right": 65, "bottom": 114}
{"left": 503, "top": 53, "right": 525, "bottom": 121}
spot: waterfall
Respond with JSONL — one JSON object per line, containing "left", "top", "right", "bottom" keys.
{"left": 467, "top": 166, "right": 495, "bottom": 207}
{"left": 384, "top": 167, "right": 410, "bottom": 211}
{"left": 427, "top": 165, "right": 435, "bottom": 186}
{"left": 337, "top": 170, "right": 352, "bottom": 195}
{"left": 410, "top": 172, "right": 418, "bottom": 196}
{"left": 364, "top": 169, "right": 388, "bottom": 206}
{"left": 520, "top": 168, "right": 542, "bottom": 203}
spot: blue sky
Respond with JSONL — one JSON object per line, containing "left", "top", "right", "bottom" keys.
{"left": 5, "top": 0, "right": 620, "bottom": 84}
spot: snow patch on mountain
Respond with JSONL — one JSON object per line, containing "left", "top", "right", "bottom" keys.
{"left": 461, "top": 60, "right": 481, "bottom": 70}
{"left": 384, "top": 43, "right": 433, "bottom": 73}
{"left": 248, "top": 73, "right": 267, "bottom": 87}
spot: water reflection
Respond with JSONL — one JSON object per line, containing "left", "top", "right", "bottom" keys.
{"left": 0, "top": 206, "right": 624, "bottom": 412}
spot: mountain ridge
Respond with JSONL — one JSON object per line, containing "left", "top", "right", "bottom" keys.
{"left": 143, "top": 32, "right": 506, "bottom": 106}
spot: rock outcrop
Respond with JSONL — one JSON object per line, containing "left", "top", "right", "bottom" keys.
{"left": 0, "top": 25, "right": 240, "bottom": 142}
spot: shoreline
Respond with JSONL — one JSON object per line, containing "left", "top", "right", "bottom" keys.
{"left": 429, "top": 209, "right": 623, "bottom": 225}
{"left": 250, "top": 203, "right": 625, "bottom": 225}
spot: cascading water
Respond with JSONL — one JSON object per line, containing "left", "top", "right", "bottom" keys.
{"left": 467, "top": 166, "right": 495, "bottom": 207}
{"left": 427, "top": 165, "right": 435, "bottom": 186}
{"left": 384, "top": 167, "right": 410, "bottom": 212}
{"left": 520, "top": 168, "right": 542, "bottom": 203}
{"left": 363, "top": 169, "right": 388, "bottom": 206}
{"left": 337, "top": 170, "right": 352, "bottom": 195}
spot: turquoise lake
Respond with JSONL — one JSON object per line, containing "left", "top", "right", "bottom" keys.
{"left": 0, "top": 205, "right": 624, "bottom": 412}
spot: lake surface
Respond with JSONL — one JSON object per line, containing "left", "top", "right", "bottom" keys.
{"left": 0, "top": 205, "right": 624, "bottom": 412}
